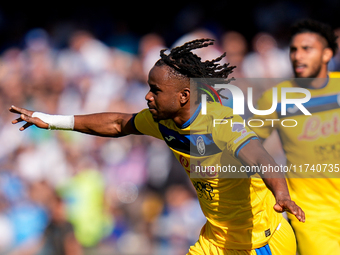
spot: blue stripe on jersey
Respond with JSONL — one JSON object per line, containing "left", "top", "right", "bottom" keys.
{"left": 286, "top": 93, "right": 339, "bottom": 108}
{"left": 307, "top": 75, "right": 329, "bottom": 89}
{"left": 181, "top": 103, "right": 202, "bottom": 129}
{"left": 255, "top": 244, "right": 272, "bottom": 255}
{"left": 184, "top": 133, "right": 215, "bottom": 146}
{"left": 235, "top": 137, "right": 258, "bottom": 158}
{"left": 158, "top": 123, "right": 222, "bottom": 157}
{"left": 276, "top": 93, "right": 340, "bottom": 118}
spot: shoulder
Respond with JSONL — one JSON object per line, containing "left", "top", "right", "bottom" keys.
{"left": 135, "top": 108, "right": 154, "bottom": 123}
{"left": 258, "top": 80, "right": 294, "bottom": 104}
{"left": 329, "top": 71, "right": 340, "bottom": 78}
{"left": 206, "top": 102, "right": 234, "bottom": 118}
{"left": 134, "top": 109, "right": 163, "bottom": 139}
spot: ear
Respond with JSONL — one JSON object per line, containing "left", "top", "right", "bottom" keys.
{"left": 179, "top": 88, "right": 190, "bottom": 104}
{"left": 322, "top": 48, "right": 333, "bottom": 63}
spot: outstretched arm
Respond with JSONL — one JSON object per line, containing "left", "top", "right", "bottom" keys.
{"left": 237, "top": 139, "right": 305, "bottom": 223}
{"left": 9, "top": 105, "right": 141, "bottom": 137}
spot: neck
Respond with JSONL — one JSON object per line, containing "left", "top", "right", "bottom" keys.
{"left": 309, "top": 77, "right": 329, "bottom": 89}
{"left": 296, "top": 67, "right": 329, "bottom": 89}
{"left": 173, "top": 102, "right": 200, "bottom": 128}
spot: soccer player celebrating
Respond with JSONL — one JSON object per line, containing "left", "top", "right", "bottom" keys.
{"left": 10, "top": 39, "right": 304, "bottom": 255}
{"left": 250, "top": 20, "right": 340, "bottom": 255}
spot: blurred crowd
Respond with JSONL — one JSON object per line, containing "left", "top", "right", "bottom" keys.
{"left": 1, "top": 25, "right": 340, "bottom": 255}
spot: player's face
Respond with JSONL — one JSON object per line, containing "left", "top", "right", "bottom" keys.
{"left": 146, "top": 65, "right": 185, "bottom": 122}
{"left": 290, "top": 32, "right": 329, "bottom": 78}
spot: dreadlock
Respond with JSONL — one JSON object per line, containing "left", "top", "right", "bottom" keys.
{"left": 155, "top": 38, "right": 236, "bottom": 103}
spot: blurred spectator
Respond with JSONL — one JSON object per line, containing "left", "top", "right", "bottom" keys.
{"left": 242, "top": 32, "right": 292, "bottom": 78}
{"left": 152, "top": 184, "right": 205, "bottom": 255}
{"left": 67, "top": 30, "right": 111, "bottom": 75}
{"left": 221, "top": 31, "right": 248, "bottom": 78}
{"left": 38, "top": 193, "right": 83, "bottom": 255}
{"left": 23, "top": 28, "right": 64, "bottom": 114}
{"left": 59, "top": 168, "right": 113, "bottom": 248}
{"left": 139, "top": 33, "right": 166, "bottom": 80}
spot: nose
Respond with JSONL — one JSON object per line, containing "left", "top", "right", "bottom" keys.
{"left": 292, "top": 48, "right": 303, "bottom": 62}
{"left": 145, "top": 91, "right": 154, "bottom": 102}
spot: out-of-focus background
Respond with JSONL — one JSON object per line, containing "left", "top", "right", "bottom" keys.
{"left": 1, "top": 2, "right": 340, "bottom": 255}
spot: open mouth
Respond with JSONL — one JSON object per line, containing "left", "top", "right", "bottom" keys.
{"left": 294, "top": 64, "right": 307, "bottom": 74}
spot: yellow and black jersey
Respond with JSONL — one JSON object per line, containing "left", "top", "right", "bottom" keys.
{"left": 133, "top": 101, "right": 282, "bottom": 250}
{"left": 250, "top": 72, "right": 340, "bottom": 219}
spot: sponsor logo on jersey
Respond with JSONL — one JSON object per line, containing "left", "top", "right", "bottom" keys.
{"left": 192, "top": 180, "right": 215, "bottom": 200}
{"left": 179, "top": 155, "right": 218, "bottom": 177}
{"left": 298, "top": 114, "right": 340, "bottom": 140}
{"left": 232, "top": 122, "right": 247, "bottom": 134}
{"left": 165, "top": 135, "right": 176, "bottom": 142}
{"left": 196, "top": 136, "right": 206, "bottom": 155}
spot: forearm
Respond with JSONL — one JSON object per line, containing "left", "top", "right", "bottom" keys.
{"left": 74, "top": 112, "right": 133, "bottom": 137}
{"left": 238, "top": 139, "right": 290, "bottom": 199}
{"left": 9, "top": 105, "right": 137, "bottom": 137}
{"left": 256, "top": 155, "right": 291, "bottom": 200}
{"left": 234, "top": 139, "right": 305, "bottom": 221}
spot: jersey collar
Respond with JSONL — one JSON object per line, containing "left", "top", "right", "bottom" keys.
{"left": 180, "top": 103, "right": 201, "bottom": 129}
{"left": 307, "top": 75, "right": 329, "bottom": 89}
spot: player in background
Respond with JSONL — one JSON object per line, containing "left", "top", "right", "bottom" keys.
{"left": 10, "top": 39, "right": 304, "bottom": 255}
{"left": 250, "top": 19, "right": 340, "bottom": 255}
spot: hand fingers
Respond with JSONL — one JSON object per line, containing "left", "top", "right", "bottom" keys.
{"left": 12, "top": 117, "right": 24, "bottom": 124}
{"left": 14, "top": 113, "right": 48, "bottom": 131}
{"left": 292, "top": 206, "right": 305, "bottom": 222}
{"left": 20, "top": 114, "right": 49, "bottom": 130}
{"left": 281, "top": 201, "right": 305, "bottom": 223}
{"left": 273, "top": 203, "right": 284, "bottom": 213}
{"left": 9, "top": 105, "right": 33, "bottom": 117}
{"left": 20, "top": 122, "right": 33, "bottom": 131}
{"left": 20, "top": 114, "right": 36, "bottom": 125}
{"left": 18, "top": 114, "right": 35, "bottom": 131}
{"left": 9, "top": 105, "right": 23, "bottom": 114}
{"left": 9, "top": 106, "right": 40, "bottom": 131}
{"left": 17, "top": 114, "right": 39, "bottom": 131}
{"left": 297, "top": 206, "right": 305, "bottom": 222}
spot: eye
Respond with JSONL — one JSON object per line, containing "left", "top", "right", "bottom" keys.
{"left": 149, "top": 85, "right": 161, "bottom": 94}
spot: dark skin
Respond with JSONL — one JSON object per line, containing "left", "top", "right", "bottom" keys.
{"left": 10, "top": 64, "right": 305, "bottom": 222}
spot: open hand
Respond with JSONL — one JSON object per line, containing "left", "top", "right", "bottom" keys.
{"left": 9, "top": 105, "right": 49, "bottom": 131}
{"left": 274, "top": 198, "right": 305, "bottom": 222}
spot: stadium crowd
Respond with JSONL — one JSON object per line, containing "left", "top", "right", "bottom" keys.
{"left": 0, "top": 24, "right": 340, "bottom": 255}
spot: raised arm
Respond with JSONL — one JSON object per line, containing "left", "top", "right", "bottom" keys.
{"left": 9, "top": 105, "right": 141, "bottom": 137}
{"left": 237, "top": 138, "right": 305, "bottom": 223}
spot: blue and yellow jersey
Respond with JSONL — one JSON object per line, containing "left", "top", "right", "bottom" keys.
{"left": 133, "top": 101, "right": 282, "bottom": 250}
{"left": 250, "top": 72, "right": 340, "bottom": 219}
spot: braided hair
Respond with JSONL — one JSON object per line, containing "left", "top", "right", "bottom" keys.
{"left": 155, "top": 38, "right": 236, "bottom": 103}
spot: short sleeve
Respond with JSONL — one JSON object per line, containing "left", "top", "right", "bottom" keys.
{"left": 133, "top": 109, "right": 164, "bottom": 140}
{"left": 212, "top": 114, "right": 258, "bottom": 157}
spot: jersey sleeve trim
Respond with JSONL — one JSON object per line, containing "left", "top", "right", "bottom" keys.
{"left": 131, "top": 113, "right": 139, "bottom": 133}
{"left": 235, "top": 136, "right": 259, "bottom": 158}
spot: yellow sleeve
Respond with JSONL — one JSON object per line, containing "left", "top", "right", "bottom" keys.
{"left": 212, "top": 113, "right": 258, "bottom": 157}
{"left": 329, "top": 71, "right": 340, "bottom": 78}
{"left": 133, "top": 109, "right": 164, "bottom": 140}
{"left": 248, "top": 89, "right": 279, "bottom": 139}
